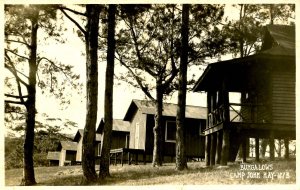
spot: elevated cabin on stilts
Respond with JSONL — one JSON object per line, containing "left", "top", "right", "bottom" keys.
{"left": 193, "top": 25, "right": 295, "bottom": 166}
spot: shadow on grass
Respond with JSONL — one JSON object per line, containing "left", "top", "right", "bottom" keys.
{"left": 32, "top": 159, "right": 296, "bottom": 186}
{"left": 39, "top": 164, "right": 225, "bottom": 186}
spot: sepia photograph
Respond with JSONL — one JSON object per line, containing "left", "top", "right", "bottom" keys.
{"left": 2, "top": 2, "right": 297, "bottom": 188}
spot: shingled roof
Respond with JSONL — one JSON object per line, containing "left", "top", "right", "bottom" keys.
{"left": 124, "top": 99, "right": 207, "bottom": 121}
{"left": 97, "top": 119, "right": 130, "bottom": 134}
{"left": 59, "top": 141, "right": 78, "bottom": 151}
{"left": 261, "top": 25, "right": 295, "bottom": 56}
{"left": 74, "top": 129, "right": 102, "bottom": 142}
{"left": 47, "top": 151, "right": 60, "bottom": 160}
{"left": 193, "top": 25, "right": 295, "bottom": 92}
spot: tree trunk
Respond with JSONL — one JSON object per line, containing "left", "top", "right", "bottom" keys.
{"left": 269, "top": 131, "right": 275, "bottom": 161}
{"left": 260, "top": 139, "right": 268, "bottom": 158}
{"left": 277, "top": 139, "right": 282, "bottom": 158}
{"left": 21, "top": 13, "right": 38, "bottom": 186}
{"left": 100, "top": 4, "right": 116, "bottom": 179}
{"left": 152, "top": 80, "right": 163, "bottom": 167}
{"left": 81, "top": 5, "right": 100, "bottom": 184}
{"left": 175, "top": 4, "right": 189, "bottom": 171}
{"left": 269, "top": 5, "right": 274, "bottom": 25}
{"left": 284, "top": 138, "right": 289, "bottom": 160}
{"left": 216, "top": 131, "right": 223, "bottom": 164}
{"left": 239, "top": 4, "right": 245, "bottom": 58}
{"left": 255, "top": 138, "right": 260, "bottom": 162}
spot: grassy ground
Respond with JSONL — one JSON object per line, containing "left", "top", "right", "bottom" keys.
{"left": 5, "top": 158, "right": 296, "bottom": 186}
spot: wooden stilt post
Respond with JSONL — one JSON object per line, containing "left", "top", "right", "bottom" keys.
{"left": 121, "top": 151, "right": 124, "bottom": 166}
{"left": 205, "top": 135, "right": 211, "bottom": 167}
{"left": 269, "top": 131, "right": 275, "bottom": 161}
{"left": 135, "top": 152, "right": 138, "bottom": 165}
{"left": 221, "top": 129, "right": 230, "bottom": 166}
{"left": 216, "top": 130, "right": 223, "bottom": 164}
{"left": 242, "top": 137, "right": 247, "bottom": 163}
{"left": 220, "top": 80, "right": 230, "bottom": 166}
{"left": 205, "top": 91, "right": 212, "bottom": 167}
{"left": 255, "top": 138, "right": 260, "bottom": 162}
{"left": 210, "top": 133, "right": 217, "bottom": 166}
{"left": 128, "top": 152, "right": 131, "bottom": 165}
{"left": 284, "top": 138, "right": 289, "bottom": 160}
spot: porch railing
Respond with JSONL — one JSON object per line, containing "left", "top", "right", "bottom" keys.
{"left": 207, "top": 103, "right": 266, "bottom": 129}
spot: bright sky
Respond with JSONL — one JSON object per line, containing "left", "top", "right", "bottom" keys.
{"left": 33, "top": 5, "right": 210, "bottom": 133}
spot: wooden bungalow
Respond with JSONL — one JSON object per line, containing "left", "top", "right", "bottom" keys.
{"left": 73, "top": 129, "right": 102, "bottom": 163}
{"left": 96, "top": 119, "right": 131, "bottom": 150}
{"left": 57, "top": 141, "right": 78, "bottom": 166}
{"left": 192, "top": 25, "right": 295, "bottom": 166}
{"left": 123, "top": 99, "right": 207, "bottom": 162}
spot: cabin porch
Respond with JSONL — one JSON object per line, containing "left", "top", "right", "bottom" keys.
{"left": 194, "top": 57, "right": 295, "bottom": 166}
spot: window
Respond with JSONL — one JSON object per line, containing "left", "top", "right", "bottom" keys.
{"left": 97, "top": 142, "right": 101, "bottom": 156}
{"left": 165, "top": 121, "right": 176, "bottom": 143}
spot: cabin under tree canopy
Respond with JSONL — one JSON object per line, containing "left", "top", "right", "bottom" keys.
{"left": 123, "top": 99, "right": 207, "bottom": 162}
{"left": 96, "top": 119, "right": 130, "bottom": 152}
{"left": 193, "top": 25, "right": 295, "bottom": 166}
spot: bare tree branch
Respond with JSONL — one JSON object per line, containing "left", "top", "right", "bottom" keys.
{"left": 5, "top": 39, "right": 30, "bottom": 48}
{"left": 5, "top": 48, "right": 30, "bottom": 60}
{"left": 116, "top": 51, "right": 155, "bottom": 101}
{"left": 37, "top": 57, "right": 77, "bottom": 89}
{"left": 5, "top": 53, "right": 29, "bottom": 88}
{"left": 7, "top": 31, "right": 30, "bottom": 47}
{"left": 60, "top": 8, "right": 86, "bottom": 36}
{"left": 5, "top": 94, "right": 29, "bottom": 99}
{"left": 127, "top": 16, "right": 158, "bottom": 77}
{"left": 5, "top": 100, "right": 25, "bottom": 105}
{"left": 162, "top": 8, "right": 179, "bottom": 89}
{"left": 59, "top": 6, "right": 87, "bottom": 17}
{"left": 4, "top": 59, "right": 29, "bottom": 79}
{"left": 5, "top": 53, "right": 28, "bottom": 104}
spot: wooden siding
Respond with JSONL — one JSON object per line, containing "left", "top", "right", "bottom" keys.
{"left": 185, "top": 119, "right": 205, "bottom": 157}
{"left": 76, "top": 135, "right": 83, "bottom": 162}
{"left": 238, "top": 67, "right": 272, "bottom": 123}
{"left": 59, "top": 149, "right": 66, "bottom": 166}
{"left": 129, "top": 109, "right": 146, "bottom": 150}
{"left": 272, "top": 71, "right": 295, "bottom": 125}
{"left": 111, "top": 132, "right": 129, "bottom": 149}
{"left": 145, "top": 115, "right": 205, "bottom": 158}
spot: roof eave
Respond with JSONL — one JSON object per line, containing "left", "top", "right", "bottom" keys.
{"left": 192, "top": 65, "right": 212, "bottom": 92}
{"left": 123, "top": 100, "right": 138, "bottom": 121}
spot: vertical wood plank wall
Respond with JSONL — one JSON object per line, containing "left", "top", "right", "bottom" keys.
{"left": 272, "top": 71, "right": 295, "bottom": 125}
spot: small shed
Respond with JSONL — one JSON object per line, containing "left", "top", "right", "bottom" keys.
{"left": 46, "top": 151, "right": 60, "bottom": 166}
{"left": 123, "top": 99, "right": 207, "bottom": 162}
{"left": 193, "top": 25, "right": 295, "bottom": 166}
{"left": 57, "top": 141, "right": 78, "bottom": 166}
{"left": 73, "top": 129, "right": 102, "bottom": 162}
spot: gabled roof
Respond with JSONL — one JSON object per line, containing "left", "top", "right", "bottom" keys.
{"left": 97, "top": 119, "right": 130, "bottom": 134}
{"left": 47, "top": 151, "right": 60, "bottom": 160}
{"left": 261, "top": 25, "right": 295, "bottom": 56}
{"left": 124, "top": 99, "right": 207, "bottom": 121}
{"left": 74, "top": 129, "right": 101, "bottom": 142}
{"left": 59, "top": 141, "right": 78, "bottom": 151}
{"left": 73, "top": 129, "right": 83, "bottom": 142}
{"left": 193, "top": 25, "right": 295, "bottom": 92}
